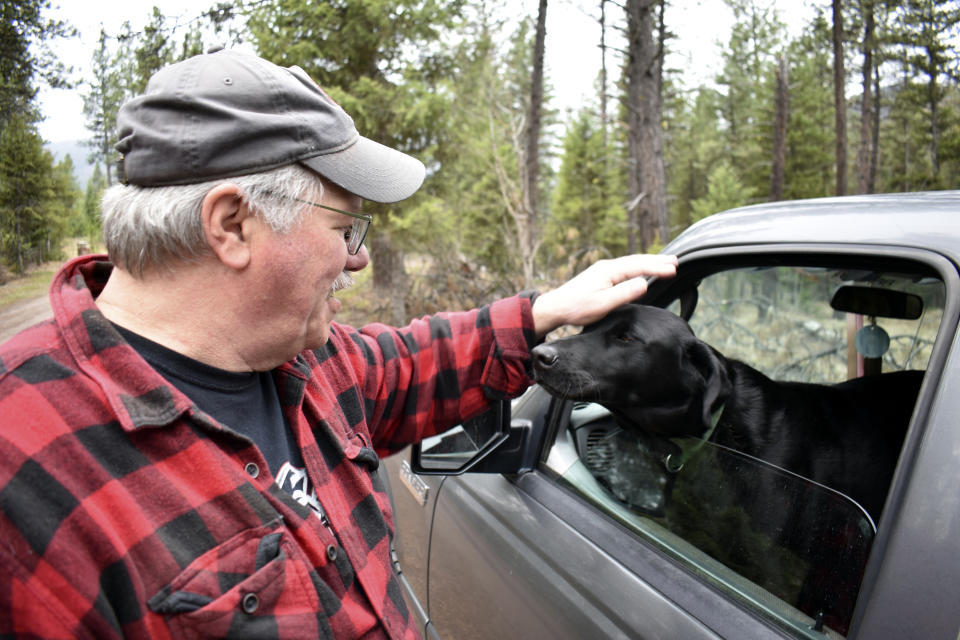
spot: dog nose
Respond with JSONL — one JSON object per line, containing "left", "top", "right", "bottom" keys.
{"left": 532, "top": 344, "right": 559, "bottom": 368}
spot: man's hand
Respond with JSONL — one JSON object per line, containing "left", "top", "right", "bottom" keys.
{"left": 532, "top": 254, "right": 679, "bottom": 337}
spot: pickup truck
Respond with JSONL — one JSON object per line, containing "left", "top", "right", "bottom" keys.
{"left": 382, "top": 192, "right": 960, "bottom": 640}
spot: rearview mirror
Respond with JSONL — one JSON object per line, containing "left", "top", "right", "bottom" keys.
{"left": 830, "top": 285, "right": 923, "bottom": 320}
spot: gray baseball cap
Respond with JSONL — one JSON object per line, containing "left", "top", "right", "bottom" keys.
{"left": 115, "top": 49, "right": 425, "bottom": 203}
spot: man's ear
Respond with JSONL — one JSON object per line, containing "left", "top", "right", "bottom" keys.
{"left": 685, "top": 339, "right": 731, "bottom": 429}
{"left": 202, "top": 183, "right": 254, "bottom": 271}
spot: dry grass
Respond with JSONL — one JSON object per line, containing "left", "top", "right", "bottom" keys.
{"left": 0, "top": 265, "right": 58, "bottom": 309}
{"left": 0, "top": 238, "right": 103, "bottom": 311}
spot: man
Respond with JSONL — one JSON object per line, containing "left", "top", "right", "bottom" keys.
{"left": 0, "top": 50, "right": 677, "bottom": 639}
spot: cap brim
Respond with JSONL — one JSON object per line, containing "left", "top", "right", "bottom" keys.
{"left": 301, "top": 136, "right": 425, "bottom": 204}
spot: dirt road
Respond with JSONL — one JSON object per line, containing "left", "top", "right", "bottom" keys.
{"left": 0, "top": 294, "right": 52, "bottom": 343}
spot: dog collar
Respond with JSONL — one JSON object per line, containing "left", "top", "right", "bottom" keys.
{"left": 662, "top": 403, "right": 725, "bottom": 473}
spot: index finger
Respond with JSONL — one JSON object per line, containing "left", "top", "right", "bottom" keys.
{"left": 606, "top": 254, "right": 679, "bottom": 285}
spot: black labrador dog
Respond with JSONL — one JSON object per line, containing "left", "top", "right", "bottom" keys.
{"left": 532, "top": 304, "right": 924, "bottom": 632}
{"left": 532, "top": 304, "right": 922, "bottom": 523}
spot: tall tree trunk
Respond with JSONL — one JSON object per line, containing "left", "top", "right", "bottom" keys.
{"left": 655, "top": 0, "right": 668, "bottom": 244}
{"left": 770, "top": 55, "right": 788, "bottom": 201}
{"left": 519, "top": 0, "right": 547, "bottom": 288}
{"left": 14, "top": 211, "right": 23, "bottom": 274}
{"left": 833, "top": 0, "right": 847, "bottom": 196}
{"left": 102, "top": 134, "right": 114, "bottom": 186}
{"left": 901, "top": 65, "right": 910, "bottom": 191}
{"left": 857, "top": 0, "right": 875, "bottom": 194}
{"left": 625, "top": 3, "right": 641, "bottom": 254}
{"left": 870, "top": 62, "right": 881, "bottom": 192}
{"left": 625, "top": 0, "right": 667, "bottom": 252}
{"left": 599, "top": 0, "right": 608, "bottom": 153}
{"left": 928, "top": 70, "right": 941, "bottom": 177}
{"left": 598, "top": 0, "right": 610, "bottom": 232}
{"left": 370, "top": 224, "right": 408, "bottom": 325}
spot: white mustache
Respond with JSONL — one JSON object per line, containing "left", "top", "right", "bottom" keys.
{"left": 331, "top": 272, "right": 353, "bottom": 293}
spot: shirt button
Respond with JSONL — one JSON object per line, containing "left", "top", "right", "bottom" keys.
{"left": 327, "top": 545, "right": 338, "bottom": 562}
{"left": 242, "top": 592, "right": 259, "bottom": 614}
{"left": 244, "top": 462, "right": 260, "bottom": 479}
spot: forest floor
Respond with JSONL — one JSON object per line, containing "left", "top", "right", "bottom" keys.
{"left": 0, "top": 264, "right": 57, "bottom": 343}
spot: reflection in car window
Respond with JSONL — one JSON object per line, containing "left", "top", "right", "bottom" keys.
{"left": 545, "top": 262, "right": 943, "bottom": 639}
{"left": 675, "top": 266, "right": 941, "bottom": 383}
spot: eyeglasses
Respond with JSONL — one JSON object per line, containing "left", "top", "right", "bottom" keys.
{"left": 263, "top": 191, "right": 372, "bottom": 255}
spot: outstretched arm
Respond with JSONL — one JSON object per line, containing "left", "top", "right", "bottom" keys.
{"left": 532, "top": 254, "right": 679, "bottom": 337}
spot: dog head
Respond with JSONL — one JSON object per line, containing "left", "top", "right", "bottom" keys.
{"left": 532, "top": 305, "right": 731, "bottom": 439}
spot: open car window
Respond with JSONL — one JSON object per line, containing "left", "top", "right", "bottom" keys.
{"left": 543, "top": 259, "right": 944, "bottom": 639}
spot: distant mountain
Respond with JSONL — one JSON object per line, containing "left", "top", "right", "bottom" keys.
{"left": 44, "top": 139, "right": 97, "bottom": 188}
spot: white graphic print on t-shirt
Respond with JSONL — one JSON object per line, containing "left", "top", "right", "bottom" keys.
{"left": 276, "top": 461, "right": 326, "bottom": 520}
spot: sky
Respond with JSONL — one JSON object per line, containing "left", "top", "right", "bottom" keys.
{"left": 37, "top": 0, "right": 814, "bottom": 145}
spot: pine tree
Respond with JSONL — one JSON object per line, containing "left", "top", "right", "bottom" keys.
{"left": 890, "top": 0, "right": 960, "bottom": 184}
{"left": 66, "top": 163, "right": 106, "bottom": 241}
{"left": 690, "top": 162, "right": 755, "bottom": 221}
{"left": 665, "top": 87, "right": 725, "bottom": 234}
{"left": 0, "top": 0, "right": 74, "bottom": 271}
{"left": 84, "top": 11, "right": 208, "bottom": 187}
{"left": 0, "top": 0, "right": 74, "bottom": 131}
{"left": 938, "top": 88, "right": 960, "bottom": 186}
{"left": 784, "top": 10, "right": 836, "bottom": 199}
{"left": 83, "top": 164, "right": 107, "bottom": 236}
{"left": 39, "top": 154, "right": 78, "bottom": 261}
{"left": 83, "top": 29, "right": 125, "bottom": 186}
{"left": 879, "top": 67, "right": 939, "bottom": 190}
{"left": 119, "top": 8, "right": 177, "bottom": 96}
{"left": 246, "top": 0, "right": 465, "bottom": 323}
{"left": 0, "top": 116, "right": 53, "bottom": 272}
{"left": 547, "top": 107, "right": 626, "bottom": 270}
{"left": 716, "top": 0, "right": 786, "bottom": 201}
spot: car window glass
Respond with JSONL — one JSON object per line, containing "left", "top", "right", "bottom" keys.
{"left": 678, "top": 266, "right": 941, "bottom": 382}
{"left": 543, "top": 262, "right": 944, "bottom": 639}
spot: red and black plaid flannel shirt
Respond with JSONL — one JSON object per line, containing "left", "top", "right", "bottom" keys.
{"left": 0, "top": 255, "right": 538, "bottom": 639}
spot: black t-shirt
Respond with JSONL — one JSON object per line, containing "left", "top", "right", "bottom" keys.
{"left": 114, "top": 325, "right": 328, "bottom": 521}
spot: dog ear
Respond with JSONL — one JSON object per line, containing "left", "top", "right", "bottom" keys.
{"left": 685, "top": 340, "right": 731, "bottom": 430}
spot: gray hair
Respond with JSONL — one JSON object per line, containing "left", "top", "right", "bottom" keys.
{"left": 100, "top": 164, "right": 323, "bottom": 277}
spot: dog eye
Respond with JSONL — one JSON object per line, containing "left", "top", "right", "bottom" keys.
{"left": 615, "top": 333, "right": 634, "bottom": 343}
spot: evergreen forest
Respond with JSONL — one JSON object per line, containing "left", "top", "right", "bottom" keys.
{"left": 3, "top": 0, "right": 960, "bottom": 324}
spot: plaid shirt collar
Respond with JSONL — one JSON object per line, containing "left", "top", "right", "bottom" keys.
{"left": 50, "top": 255, "right": 312, "bottom": 434}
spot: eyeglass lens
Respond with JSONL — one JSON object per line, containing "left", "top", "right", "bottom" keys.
{"left": 348, "top": 217, "right": 370, "bottom": 255}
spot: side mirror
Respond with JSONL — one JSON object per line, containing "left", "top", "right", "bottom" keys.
{"left": 411, "top": 401, "right": 536, "bottom": 475}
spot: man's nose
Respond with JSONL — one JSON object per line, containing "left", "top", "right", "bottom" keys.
{"left": 346, "top": 245, "right": 370, "bottom": 271}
